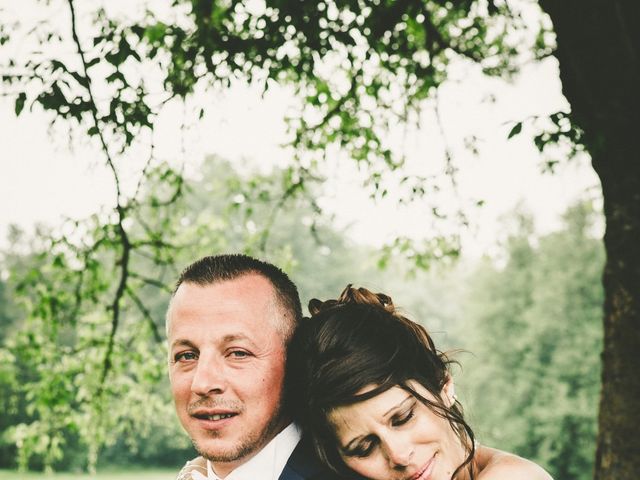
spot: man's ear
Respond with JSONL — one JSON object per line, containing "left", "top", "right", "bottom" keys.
{"left": 442, "top": 376, "right": 456, "bottom": 407}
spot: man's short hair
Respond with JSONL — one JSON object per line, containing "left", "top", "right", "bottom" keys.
{"left": 171, "top": 253, "right": 302, "bottom": 339}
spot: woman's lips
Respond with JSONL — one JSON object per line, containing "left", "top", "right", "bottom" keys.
{"left": 407, "top": 452, "right": 437, "bottom": 480}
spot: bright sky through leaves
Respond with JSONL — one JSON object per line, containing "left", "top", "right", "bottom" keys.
{"left": 0, "top": 0, "right": 601, "bottom": 256}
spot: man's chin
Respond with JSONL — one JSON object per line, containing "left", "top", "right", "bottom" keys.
{"left": 193, "top": 436, "right": 255, "bottom": 465}
{"left": 189, "top": 413, "right": 288, "bottom": 467}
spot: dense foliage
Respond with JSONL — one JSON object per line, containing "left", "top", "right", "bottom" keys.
{"left": 459, "top": 202, "right": 603, "bottom": 479}
{"left": 0, "top": 0, "right": 548, "bottom": 264}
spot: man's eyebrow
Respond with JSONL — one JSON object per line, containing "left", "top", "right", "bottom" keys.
{"left": 170, "top": 334, "right": 257, "bottom": 351}
{"left": 342, "top": 394, "right": 414, "bottom": 450}
{"left": 170, "top": 339, "right": 197, "bottom": 351}
{"left": 221, "top": 333, "right": 257, "bottom": 346}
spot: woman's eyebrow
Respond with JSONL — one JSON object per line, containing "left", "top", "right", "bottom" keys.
{"left": 383, "top": 394, "right": 413, "bottom": 417}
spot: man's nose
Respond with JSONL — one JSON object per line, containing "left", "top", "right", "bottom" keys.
{"left": 383, "top": 434, "right": 414, "bottom": 469}
{"left": 190, "top": 354, "right": 226, "bottom": 395}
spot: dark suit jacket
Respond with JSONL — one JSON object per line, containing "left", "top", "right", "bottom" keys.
{"left": 279, "top": 438, "right": 353, "bottom": 480}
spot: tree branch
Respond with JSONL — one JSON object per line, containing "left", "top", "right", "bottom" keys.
{"left": 100, "top": 207, "right": 131, "bottom": 391}
{"left": 67, "top": 0, "right": 122, "bottom": 203}
{"left": 129, "top": 271, "right": 173, "bottom": 293}
{"left": 126, "top": 286, "right": 162, "bottom": 343}
{"left": 67, "top": 0, "right": 131, "bottom": 393}
{"left": 433, "top": 87, "right": 458, "bottom": 190}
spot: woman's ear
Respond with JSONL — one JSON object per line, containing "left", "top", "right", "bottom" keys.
{"left": 442, "top": 376, "right": 456, "bottom": 407}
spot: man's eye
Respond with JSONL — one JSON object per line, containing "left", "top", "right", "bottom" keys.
{"left": 174, "top": 351, "right": 197, "bottom": 362}
{"left": 391, "top": 408, "right": 415, "bottom": 427}
{"left": 228, "top": 350, "right": 251, "bottom": 359}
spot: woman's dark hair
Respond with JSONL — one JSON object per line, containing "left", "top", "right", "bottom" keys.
{"left": 287, "top": 285, "right": 475, "bottom": 478}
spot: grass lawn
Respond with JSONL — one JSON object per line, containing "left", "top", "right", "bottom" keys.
{"left": 0, "top": 470, "right": 176, "bottom": 479}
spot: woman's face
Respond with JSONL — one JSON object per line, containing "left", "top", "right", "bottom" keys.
{"left": 328, "top": 381, "right": 466, "bottom": 480}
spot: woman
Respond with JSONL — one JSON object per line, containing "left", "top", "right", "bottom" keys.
{"left": 287, "top": 285, "right": 553, "bottom": 480}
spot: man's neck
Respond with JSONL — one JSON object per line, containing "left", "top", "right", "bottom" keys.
{"left": 209, "top": 419, "right": 292, "bottom": 478}
{"left": 210, "top": 459, "right": 242, "bottom": 479}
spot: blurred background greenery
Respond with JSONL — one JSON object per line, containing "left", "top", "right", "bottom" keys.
{"left": 0, "top": 156, "right": 602, "bottom": 478}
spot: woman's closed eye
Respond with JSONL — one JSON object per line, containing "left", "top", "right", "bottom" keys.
{"left": 345, "top": 438, "right": 376, "bottom": 458}
{"left": 391, "top": 405, "right": 416, "bottom": 427}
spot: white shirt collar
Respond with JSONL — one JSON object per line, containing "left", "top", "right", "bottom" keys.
{"left": 191, "top": 423, "right": 302, "bottom": 480}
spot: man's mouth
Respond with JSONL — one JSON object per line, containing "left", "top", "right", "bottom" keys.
{"left": 191, "top": 408, "right": 239, "bottom": 422}
{"left": 193, "top": 412, "right": 237, "bottom": 421}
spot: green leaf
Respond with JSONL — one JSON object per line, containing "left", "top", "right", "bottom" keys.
{"left": 507, "top": 121, "right": 522, "bottom": 139}
{"left": 86, "top": 57, "right": 100, "bottom": 68}
{"left": 15, "top": 92, "right": 26, "bottom": 116}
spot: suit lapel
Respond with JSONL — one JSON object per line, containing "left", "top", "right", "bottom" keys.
{"left": 278, "top": 438, "right": 327, "bottom": 480}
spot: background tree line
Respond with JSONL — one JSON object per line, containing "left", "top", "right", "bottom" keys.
{"left": 0, "top": 156, "right": 602, "bottom": 480}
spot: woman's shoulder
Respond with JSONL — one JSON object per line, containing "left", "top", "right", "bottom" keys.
{"left": 476, "top": 446, "right": 553, "bottom": 480}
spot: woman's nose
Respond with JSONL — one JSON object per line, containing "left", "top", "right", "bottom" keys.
{"left": 384, "top": 435, "right": 414, "bottom": 468}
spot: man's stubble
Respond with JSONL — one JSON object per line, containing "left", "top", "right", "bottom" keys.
{"left": 192, "top": 395, "right": 288, "bottom": 464}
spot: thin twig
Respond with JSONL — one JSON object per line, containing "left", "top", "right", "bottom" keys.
{"left": 129, "top": 271, "right": 173, "bottom": 293}
{"left": 257, "top": 169, "right": 310, "bottom": 253}
{"left": 126, "top": 286, "right": 162, "bottom": 343}
{"left": 132, "top": 140, "right": 156, "bottom": 204}
{"left": 433, "top": 87, "right": 458, "bottom": 190}
{"left": 131, "top": 247, "right": 175, "bottom": 266}
{"left": 130, "top": 238, "right": 180, "bottom": 250}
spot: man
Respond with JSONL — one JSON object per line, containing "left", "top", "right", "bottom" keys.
{"left": 167, "top": 254, "right": 343, "bottom": 480}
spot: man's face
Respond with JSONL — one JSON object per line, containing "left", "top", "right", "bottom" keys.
{"left": 167, "top": 273, "right": 290, "bottom": 476}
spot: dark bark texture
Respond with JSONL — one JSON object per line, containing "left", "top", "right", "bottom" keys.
{"left": 537, "top": 2, "right": 640, "bottom": 479}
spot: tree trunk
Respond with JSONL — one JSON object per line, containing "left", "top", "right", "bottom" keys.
{"left": 537, "top": 2, "right": 640, "bottom": 479}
